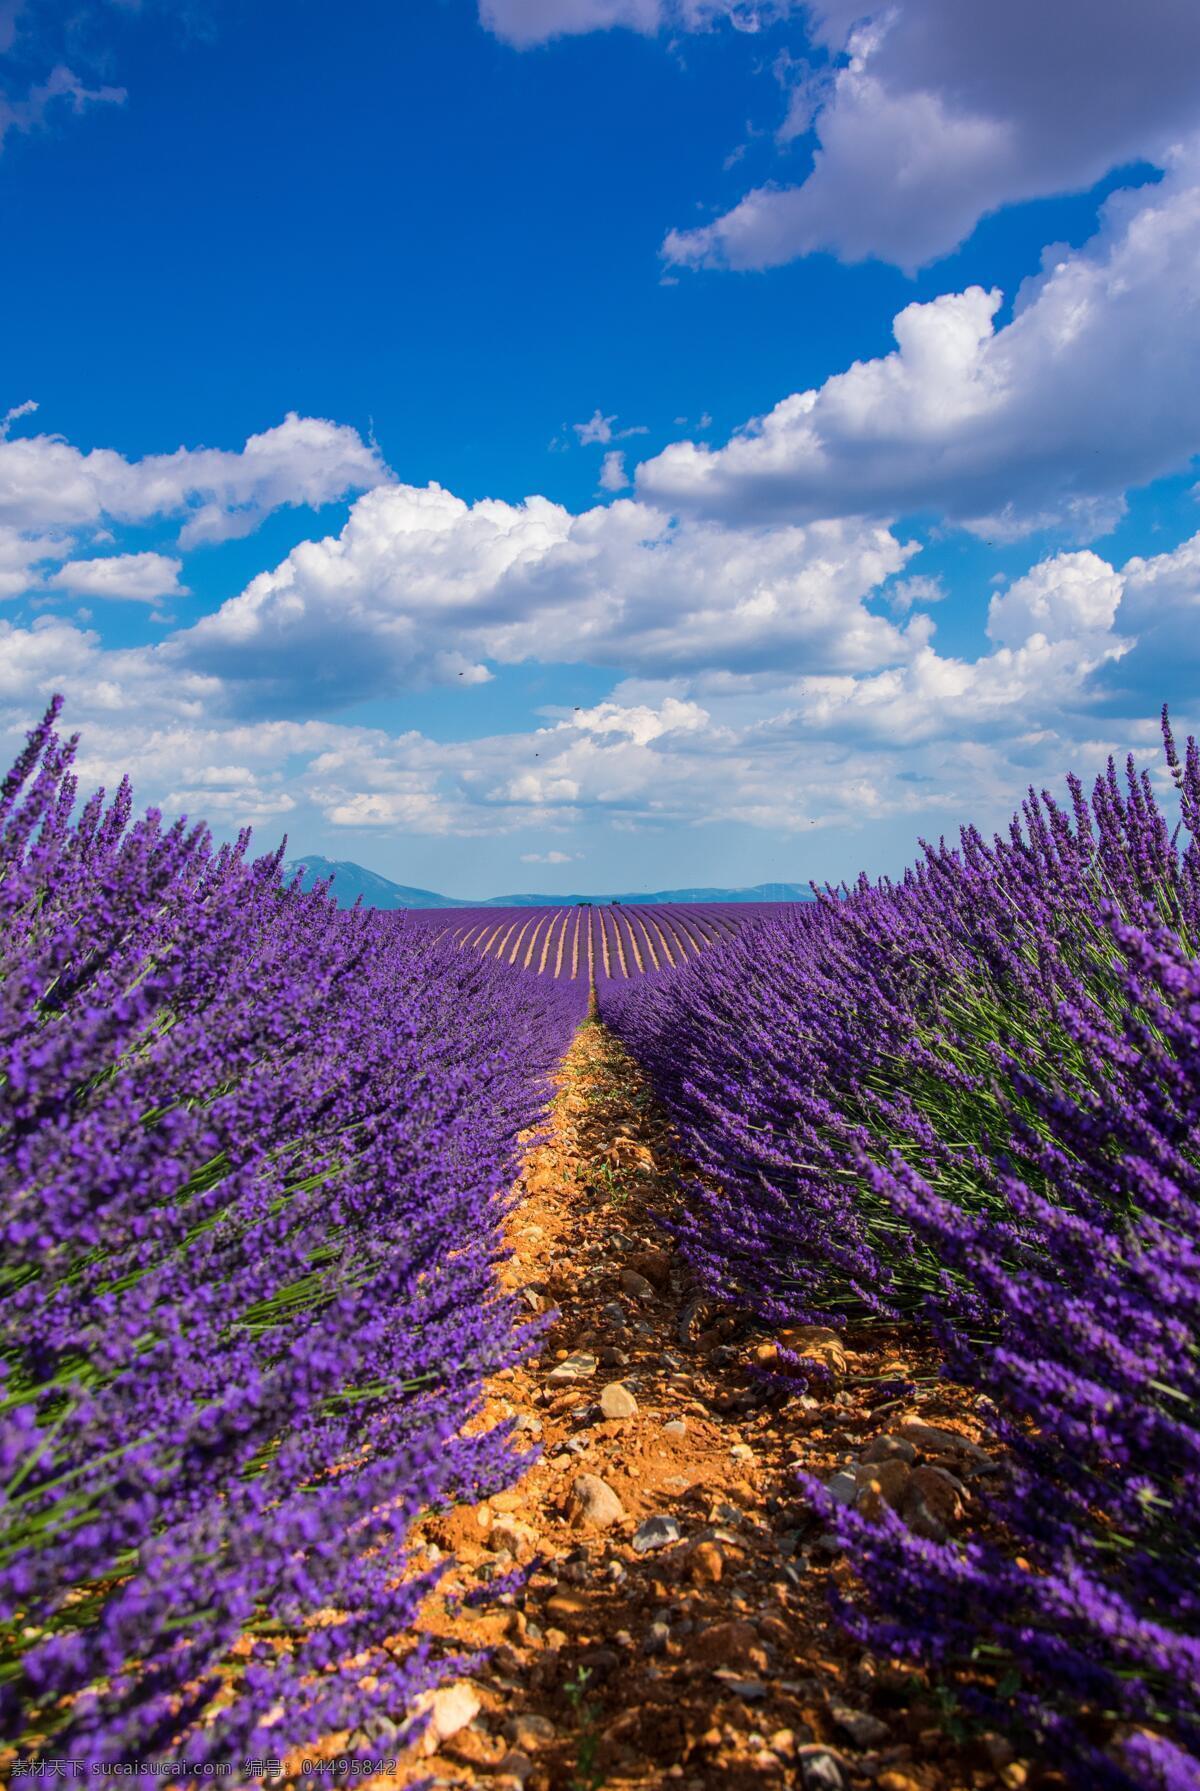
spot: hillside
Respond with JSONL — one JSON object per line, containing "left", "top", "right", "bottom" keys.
{"left": 282, "top": 855, "right": 814, "bottom": 909}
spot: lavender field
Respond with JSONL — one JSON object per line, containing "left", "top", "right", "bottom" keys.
{"left": 2, "top": 700, "right": 1198, "bottom": 1791}
{"left": 0, "top": 702, "right": 580, "bottom": 1771}
{"left": 600, "top": 713, "right": 1200, "bottom": 1791}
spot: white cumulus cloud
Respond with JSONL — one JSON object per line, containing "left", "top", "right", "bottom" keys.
{"left": 640, "top": 151, "right": 1200, "bottom": 537}
{"left": 599, "top": 450, "right": 628, "bottom": 491}
{"left": 665, "top": 0, "right": 1200, "bottom": 272}
{"left": 171, "top": 479, "right": 915, "bottom": 711}
{"left": 574, "top": 409, "right": 617, "bottom": 445}
{"left": 0, "top": 525, "right": 54, "bottom": 599}
{"left": 987, "top": 551, "right": 1124, "bottom": 649}
{"left": 0, "top": 516, "right": 1185, "bottom": 860}
{"left": 0, "top": 443, "right": 1192, "bottom": 864}
{"left": 0, "top": 411, "right": 387, "bottom": 546}
{"left": 47, "top": 552, "right": 188, "bottom": 604}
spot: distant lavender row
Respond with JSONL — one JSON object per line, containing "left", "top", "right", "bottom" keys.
{"left": 0, "top": 704, "right": 580, "bottom": 1779}
{"left": 406, "top": 901, "right": 783, "bottom": 981}
{"left": 600, "top": 715, "right": 1200, "bottom": 1790}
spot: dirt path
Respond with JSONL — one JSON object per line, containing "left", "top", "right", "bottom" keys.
{"left": 387, "top": 1022, "right": 1018, "bottom": 1791}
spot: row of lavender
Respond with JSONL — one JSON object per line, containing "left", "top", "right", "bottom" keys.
{"left": 0, "top": 704, "right": 583, "bottom": 1777}
{"left": 406, "top": 901, "right": 772, "bottom": 982}
{"left": 599, "top": 713, "right": 1200, "bottom": 1791}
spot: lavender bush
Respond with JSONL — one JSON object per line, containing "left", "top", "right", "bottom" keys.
{"left": 600, "top": 712, "right": 1200, "bottom": 1789}
{"left": 0, "top": 702, "right": 581, "bottom": 1776}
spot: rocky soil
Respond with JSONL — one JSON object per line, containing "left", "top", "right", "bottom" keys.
{"left": 318, "top": 1022, "right": 1042, "bottom": 1791}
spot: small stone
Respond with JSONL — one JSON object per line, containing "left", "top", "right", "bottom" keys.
{"left": 826, "top": 1469, "right": 859, "bottom": 1506}
{"left": 798, "top": 1748, "right": 846, "bottom": 1790}
{"left": 662, "top": 1418, "right": 687, "bottom": 1438}
{"left": 567, "top": 1473, "right": 626, "bottom": 1530}
{"left": 497, "top": 1751, "right": 534, "bottom": 1784}
{"left": 769, "top": 1730, "right": 796, "bottom": 1757}
{"left": 599, "top": 1381, "right": 638, "bottom": 1419}
{"left": 579, "top": 1645, "right": 620, "bottom": 1676}
{"left": 632, "top": 1513, "right": 681, "bottom": 1552}
{"left": 545, "top": 1590, "right": 587, "bottom": 1622}
{"left": 898, "top": 1417, "right": 987, "bottom": 1460}
{"left": 876, "top": 1775, "right": 922, "bottom": 1791}
{"left": 601, "top": 1300, "right": 628, "bottom": 1328}
{"left": 854, "top": 1458, "right": 911, "bottom": 1519}
{"left": 860, "top": 1434, "right": 918, "bottom": 1465}
{"left": 643, "top": 1620, "right": 671, "bottom": 1655}
{"left": 490, "top": 1516, "right": 538, "bottom": 1557}
{"left": 628, "top": 1248, "right": 671, "bottom": 1288}
{"left": 686, "top": 1541, "right": 724, "bottom": 1586}
{"left": 830, "top": 1705, "right": 889, "bottom": 1747}
{"left": 696, "top": 1620, "right": 766, "bottom": 1670}
{"left": 777, "top": 1325, "right": 848, "bottom": 1379}
{"left": 902, "top": 1464, "right": 965, "bottom": 1541}
{"left": 983, "top": 1733, "right": 1016, "bottom": 1769}
{"left": 730, "top": 1442, "right": 754, "bottom": 1461}
{"left": 418, "top": 1683, "right": 481, "bottom": 1754}
{"left": 608, "top": 1135, "right": 655, "bottom": 1173}
{"left": 546, "top": 1352, "right": 597, "bottom": 1385}
{"left": 507, "top": 1713, "right": 557, "bottom": 1750}
{"left": 599, "top": 1345, "right": 630, "bottom": 1367}
{"left": 713, "top": 1673, "right": 768, "bottom": 1701}
{"left": 619, "top": 1268, "right": 656, "bottom": 1300}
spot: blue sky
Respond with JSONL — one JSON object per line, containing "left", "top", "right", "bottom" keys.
{"left": 2, "top": 0, "right": 1199, "bottom": 895}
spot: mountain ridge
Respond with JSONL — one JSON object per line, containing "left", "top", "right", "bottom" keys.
{"left": 281, "top": 855, "right": 815, "bottom": 909}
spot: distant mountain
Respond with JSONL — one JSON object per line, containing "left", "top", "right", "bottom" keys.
{"left": 488, "top": 884, "right": 816, "bottom": 907}
{"left": 281, "top": 857, "right": 463, "bottom": 909}
{"left": 283, "top": 856, "right": 814, "bottom": 910}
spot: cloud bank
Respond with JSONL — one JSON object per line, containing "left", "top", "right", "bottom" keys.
{"left": 664, "top": 0, "right": 1200, "bottom": 271}
{"left": 0, "top": 445, "right": 1190, "bottom": 856}
{"left": 169, "top": 481, "right": 915, "bottom": 712}
{"left": 641, "top": 149, "right": 1200, "bottom": 535}
{"left": 0, "top": 411, "right": 388, "bottom": 605}
{"left": 0, "top": 410, "right": 387, "bottom": 545}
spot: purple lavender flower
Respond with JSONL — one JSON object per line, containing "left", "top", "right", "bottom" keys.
{"left": 0, "top": 704, "right": 580, "bottom": 1782}
{"left": 600, "top": 713, "right": 1200, "bottom": 1787}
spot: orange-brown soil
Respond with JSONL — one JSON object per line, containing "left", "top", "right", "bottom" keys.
{"left": 308, "top": 1022, "right": 1035, "bottom": 1791}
